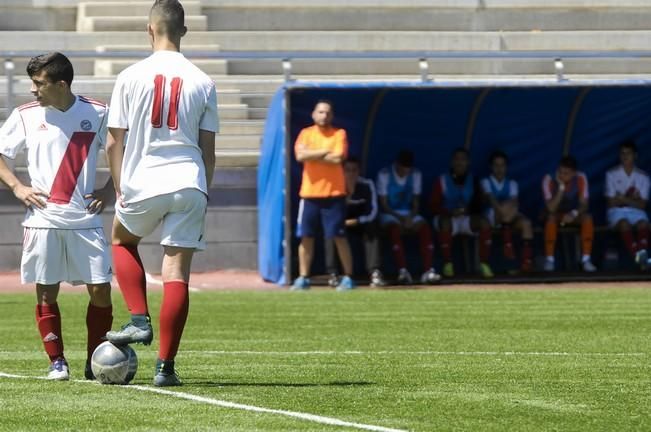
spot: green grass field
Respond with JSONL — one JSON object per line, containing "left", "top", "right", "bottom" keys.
{"left": 0, "top": 286, "right": 650, "bottom": 431}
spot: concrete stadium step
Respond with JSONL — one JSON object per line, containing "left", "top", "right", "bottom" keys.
{"left": 204, "top": 4, "right": 651, "bottom": 32}
{"left": 0, "top": 89, "right": 244, "bottom": 108}
{"left": 78, "top": 1, "right": 202, "bottom": 17}
{"left": 94, "top": 59, "right": 227, "bottom": 76}
{"left": 78, "top": 15, "right": 208, "bottom": 32}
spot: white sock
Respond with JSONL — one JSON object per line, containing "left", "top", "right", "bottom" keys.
{"left": 546, "top": 256, "right": 554, "bottom": 263}
{"left": 582, "top": 255, "right": 591, "bottom": 263}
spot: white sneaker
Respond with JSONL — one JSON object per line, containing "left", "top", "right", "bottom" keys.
{"left": 635, "top": 250, "right": 648, "bottom": 270}
{"left": 397, "top": 268, "right": 413, "bottom": 285}
{"left": 47, "top": 358, "right": 69, "bottom": 381}
{"left": 420, "top": 268, "right": 441, "bottom": 284}
{"left": 543, "top": 259, "right": 555, "bottom": 272}
{"left": 582, "top": 259, "right": 597, "bottom": 272}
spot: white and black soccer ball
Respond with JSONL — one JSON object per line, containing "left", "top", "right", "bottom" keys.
{"left": 91, "top": 341, "right": 138, "bottom": 385}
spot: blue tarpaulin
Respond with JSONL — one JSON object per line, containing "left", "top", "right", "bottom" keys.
{"left": 258, "top": 80, "right": 651, "bottom": 284}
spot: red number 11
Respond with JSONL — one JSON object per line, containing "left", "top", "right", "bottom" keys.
{"left": 151, "top": 75, "right": 183, "bottom": 130}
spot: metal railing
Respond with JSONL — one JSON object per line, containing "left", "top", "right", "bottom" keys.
{"left": 4, "top": 50, "right": 651, "bottom": 113}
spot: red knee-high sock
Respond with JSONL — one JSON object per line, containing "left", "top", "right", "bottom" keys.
{"left": 159, "top": 281, "right": 189, "bottom": 362}
{"left": 522, "top": 240, "right": 533, "bottom": 267}
{"left": 417, "top": 224, "right": 434, "bottom": 269}
{"left": 621, "top": 229, "right": 637, "bottom": 257}
{"left": 36, "top": 303, "right": 64, "bottom": 362}
{"left": 438, "top": 230, "right": 452, "bottom": 262}
{"left": 387, "top": 225, "right": 407, "bottom": 269}
{"left": 86, "top": 304, "right": 113, "bottom": 360}
{"left": 638, "top": 226, "right": 649, "bottom": 251}
{"left": 479, "top": 227, "right": 492, "bottom": 262}
{"left": 502, "top": 226, "right": 515, "bottom": 259}
{"left": 112, "top": 244, "right": 148, "bottom": 315}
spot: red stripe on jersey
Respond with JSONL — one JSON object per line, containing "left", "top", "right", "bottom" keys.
{"left": 18, "top": 101, "right": 39, "bottom": 111}
{"left": 79, "top": 96, "right": 106, "bottom": 107}
{"left": 167, "top": 77, "right": 183, "bottom": 130}
{"left": 48, "top": 132, "right": 95, "bottom": 205}
{"left": 151, "top": 75, "right": 166, "bottom": 128}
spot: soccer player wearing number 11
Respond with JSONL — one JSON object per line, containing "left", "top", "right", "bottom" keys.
{"left": 0, "top": 52, "right": 114, "bottom": 381}
{"left": 105, "top": 0, "right": 218, "bottom": 387}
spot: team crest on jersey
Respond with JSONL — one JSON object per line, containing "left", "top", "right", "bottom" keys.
{"left": 80, "top": 120, "right": 92, "bottom": 131}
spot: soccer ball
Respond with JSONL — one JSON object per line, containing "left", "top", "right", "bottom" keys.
{"left": 91, "top": 341, "right": 138, "bottom": 385}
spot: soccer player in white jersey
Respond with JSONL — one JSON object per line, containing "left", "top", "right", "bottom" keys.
{"left": 104, "top": 0, "right": 218, "bottom": 387}
{"left": 0, "top": 52, "right": 114, "bottom": 381}
{"left": 604, "top": 140, "right": 650, "bottom": 269}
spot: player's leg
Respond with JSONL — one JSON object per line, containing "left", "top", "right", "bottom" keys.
{"left": 23, "top": 228, "right": 68, "bottom": 379}
{"left": 363, "top": 222, "right": 387, "bottom": 286}
{"left": 325, "top": 197, "right": 355, "bottom": 291}
{"left": 85, "top": 283, "right": 112, "bottom": 379}
{"left": 635, "top": 219, "right": 649, "bottom": 269}
{"left": 324, "top": 236, "right": 339, "bottom": 287}
{"left": 471, "top": 215, "right": 494, "bottom": 278}
{"left": 513, "top": 215, "right": 534, "bottom": 272}
{"left": 580, "top": 213, "right": 596, "bottom": 272}
{"left": 411, "top": 217, "right": 439, "bottom": 284}
{"left": 544, "top": 214, "right": 559, "bottom": 271}
{"left": 155, "top": 245, "right": 194, "bottom": 386}
{"left": 436, "top": 215, "right": 455, "bottom": 277}
{"left": 293, "top": 199, "right": 319, "bottom": 290}
{"left": 107, "top": 196, "right": 170, "bottom": 345}
{"left": 381, "top": 213, "right": 411, "bottom": 283}
{"left": 36, "top": 283, "right": 69, "bottom": 380}
{"left": 615, "top": 218, "right": 636, "bottom": 259}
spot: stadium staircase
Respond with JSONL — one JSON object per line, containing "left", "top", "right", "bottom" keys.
{"left": 1, "top": 0, "right": 651, "bottom": 273}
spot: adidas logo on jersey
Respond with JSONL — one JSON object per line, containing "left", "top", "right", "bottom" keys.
{"left": 43, "top": 332, "right": 59, "bottom": 342}
{"left": 37, "top": 123, "right": 48, "bottom": 131}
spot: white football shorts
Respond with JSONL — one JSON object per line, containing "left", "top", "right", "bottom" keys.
{"left": 21, "top": 227, "right": 112, "bottom": 286}
{"left": 115, "top": 188, "right": 208, "bottom": 250}
{"left": 379, "top": 210, "right": 425, "bottom": 227}
{"left": 433, "top": 215, "right": 474, "bottom": 236}
{"left": 607, "top": 207, "right": 649, "bottom": 227}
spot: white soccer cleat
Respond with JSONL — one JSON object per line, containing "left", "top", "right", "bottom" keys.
{"left": 543, "top": 259, "right": 555, "bottom": 272}
{"left": 582, "top": 259, "right": 597, "bottom": 272}
{"left": 420, "top": 268, "right": 441, "bottom": 284}
{"left": 397, "top": 268, "right": 413, "bottom": 285}
{"left": 47, "top": 358, "right": 69, "bottom": 381}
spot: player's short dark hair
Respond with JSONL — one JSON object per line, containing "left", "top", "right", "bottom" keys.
{"left": 396, "top": 150, "right": 414, "bottom": 168}
{"left": 315, "top": 99, "right": 334, "bottom": 112}
{"left": 150, "top": 0, "right": 185, "bottom": 38}
{"left": 559, "top": 155, "right": 578, "bottom": 171}
{"left": 490, "top": 150, "right": 508, "bottom": 165}
{"left": 345, "top": 156, "right": 360, "bottom": 166}
{"left": 452, "top": 147, "right": 469, "bottom": 158}
{"left": 26, "top": 52, "right": 73, "bottom": 86}
{"left": 620, "top": 139, "right": 637, "bottom": 153}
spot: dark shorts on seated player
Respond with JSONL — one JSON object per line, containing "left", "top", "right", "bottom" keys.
{"left": 296, "top": 197, "right": 346, "bottom": 238}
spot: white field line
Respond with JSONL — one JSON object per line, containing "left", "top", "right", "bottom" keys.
{"left": 0, "top": 372, "right": 407, "bottom": 432}
{"left": 185, "top": 350, "right": 647, "bottom": 357}
{"left": 145, "top": 273, "right": 201, "bottom": 293}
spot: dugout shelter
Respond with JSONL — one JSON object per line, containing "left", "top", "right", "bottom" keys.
{"left": 258, "top": 80, "right": 651, "bottom": 284}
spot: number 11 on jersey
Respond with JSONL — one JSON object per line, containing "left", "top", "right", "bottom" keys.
{"left": 151, "top": 75, "right": 183, "bottom": 130}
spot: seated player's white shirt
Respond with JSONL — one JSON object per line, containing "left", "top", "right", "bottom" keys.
{"left": 376, "top": 165, "right": 422, "bottom": 197}
{"left": 480, "top": 176, "right": 518, "bottom": 201}
{"left": 604, "top": 165, "right": 650, "bottom": 203}
{"left": 108, "top": 50, "right": 219, "bottom": 204}
{"left": 0, "top": 96, "right": 108, "bottom": 229}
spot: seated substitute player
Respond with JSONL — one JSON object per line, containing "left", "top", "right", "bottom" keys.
{"left": 604, "top": 139, "right": 650, "bottom": 269}
{"left": 0, "top": 52, "right": 114, "bottom": 381}
{"left": 104, "top": 0, "right": 219, "bottom": 386}
{"left": 431, "top": 148, "right": 494, "bottom": 278}
{"left": 480, "top": 150, "right": 534, "bottom": 272}
{"left": 542, "top": 155, "right": 596, "bottom": 272}
{"left": 325, "top": 157, "right": 387, "bottom": 287}
{"left": 292, "top": 100, "right": 355, "bottom": 291}
{"left": 377, "top": 150, "right": 440, "bottom": 285}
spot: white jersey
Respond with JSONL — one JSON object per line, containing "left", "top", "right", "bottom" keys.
{"left": 376, "top": 165, "right": 422, "bottom": 197}
{"left": 108, "top": 50, "right": 219, "bottom": 204}
{"left": 0, "top": 96, "right": 108, "bottom": 229}
{"left": 605, "top": 165, "right": 650, "bottom": 201}
{"left": 480, "top": 176, "right": 519, "bottom": 201}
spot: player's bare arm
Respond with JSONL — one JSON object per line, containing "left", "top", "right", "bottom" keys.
{"left": 85, "top": 178, "right": 115, "bottom": 215}
{"left": 322, "top": 151, "right": 344, "bottom": 164}
{"left": 106, "top": 127, "right": 126, "bottom": 197}
{"left": 295, "top": 145, "right": 329, "bottom": 162}
{"left": 199, "top": 129, "right": 216, "bottom": 190}
{"left": 0, "top": 155, "right": 49, "bottom": 209}
{"left": 545, "top": 181, "right": 564, "bottom": 214}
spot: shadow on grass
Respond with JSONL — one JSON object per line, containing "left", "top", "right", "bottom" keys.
{"left": 188, "top": 381, "right": 374, "bottom": 388}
